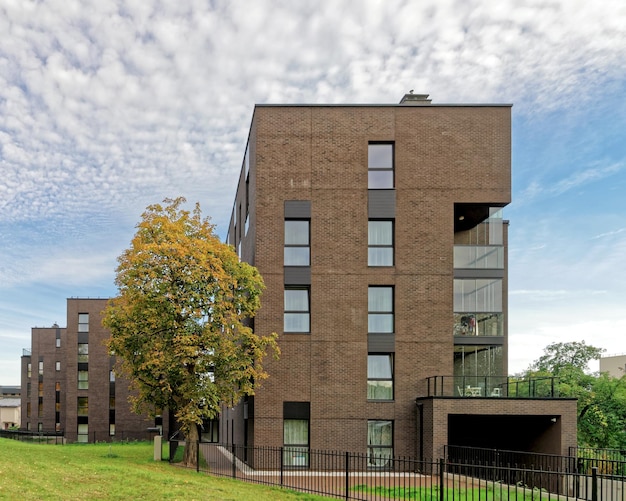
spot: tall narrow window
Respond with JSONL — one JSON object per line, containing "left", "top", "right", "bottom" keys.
{"left": 38, "top": 361, "right": 43, "bottom": 376}
{"left": 78, "top": 343, "right": 89, "bottom": 363}
{"left": 78, "top": 313, "right": 89, "bottom": 332}
{"left": 368, "top": 143, "right": 394, "bottom": 189}
{"left": 284, "top": 419, "right": 309, "bottom": 467}
{"left": 367, "top": 354, "right": 394, "bottom": 400}
{"left": 78, "top": 397, "right": 88, "bottom": 416}
{"left": 78, "top": 370, "right": 89, "bottom": 390}
{"left": 368, "top": 220, "right": 393, "bottom": 266}
{"left": 77, "top": 424, "right": 88, "bottom": 443}
{"left": 56, "top": 361, "right": 61, "bottom": 371}
{"left": 284, "top": 220, "right": 310, "bottom": 266}
{"left": 55, "top": 382, "right": 61, "bottom": 431}
{"left": 367, "top": 420, "right": 393, "bottom": 467}
{"left": 27, "top": 363, "right": 31, "bottom": 378}
{"left": 368, "top": 287, "right": 394, "bottom": 333}
{"left": 284, "top": 287, "right": 310, "bottom": 332}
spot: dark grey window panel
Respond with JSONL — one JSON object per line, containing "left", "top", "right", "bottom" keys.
{"left": 285, "top": 200, "right": 311, "bottom": 218}
{"left": 283, "top": 401, "right": 310, "bottom": 419}
{"left": 454, "top": 269, "right": 505, "bottom": 279}
{"left": 368, "top": 333, "right": 395, "bottom": 352}
{"left": 284, "top": 266, "right": 311, "bottom": 285}
{"left": 78, "top": 362, "right": 89, "bottom": 372}
{"left": 368, "top": 190, "right": 396, "bottom": 218}
{"left": 78, "top": 332, "right": 89, "bottom": 344}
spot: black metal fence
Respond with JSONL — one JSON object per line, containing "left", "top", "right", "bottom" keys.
{"left": 169, "top": 439, "right": 626, "bottom": 500}
{"left": 0, "top": 429, "right": 157, "bottom": 444}
{"left": 0, "top": 429, "right": 65, "bottom": 444}
{"left": 425, "top": 375, "right": 560, "bottom": 398}
{"left": 571, "top": 446, "right": 626, "bottom": 476}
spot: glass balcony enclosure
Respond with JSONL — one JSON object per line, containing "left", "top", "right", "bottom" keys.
{"left": 454, "top": 206, "right": 505, "bottom": 337}
{"left": 454, "top": 246, "right": 503, "bottom": 269}
{"left": 454, "top": 313, "right": 503, "bottom": 336}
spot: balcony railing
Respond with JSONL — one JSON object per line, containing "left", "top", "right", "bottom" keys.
{"left": 424, "top": 375, "right": 560, "bottom": 398}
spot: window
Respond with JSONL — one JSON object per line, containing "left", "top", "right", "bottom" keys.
{"left": 454, "top": 279, "right": 502, "bottom": 312}
{"left": 109, "top": 424, "right": 116, "bottom": 437}
{"left": 38, "top": 399, "right": 43, "bottom": 417}
{"left": 109, "top": 370, "right": 115, "bottom": 382}
{"left": 453, "top": 279, "right": 503, "bottom": 337}
{"left": 284, "top": 419, "right": 309, "bottom": 467}
{"left": 368, "top": 220, "right": 393, "bottom": 266}
{"left": 284, "top": 287, "right": 310, "bottom": 332}
{"left": 78, "top": 397, "right": 88, "bottom": 416}
{"left": 367, "top": 420, "right": 393, "bottom": 467}
{"left": 368, "top": 143, "right": 394, "bottom": 189}
{"left": 368, "top": 287, "right": 393, "bottom": 333}
{"left": 78, "top": 343, "right": 89, "bottom": 363}
{"left": 38, "top": 423, "right": 43, "bottom": 432}
{"left": 27, "top": 382, "right": 31, "bottom": 397}
{"left": 56, "top": 338, "right": 61, "bottom": 348}
{"left": 26, "top": 402, "right": 31, "bottom": 418}
{"left": 77, "top": 423, "right": 89, "bottom": 443}
{"left": 368, "top": 354, "right": 393, "bottom": 400}
{"left": 78, "top": 313, "right": 89, "bottom": 332}
{"left": 78, "top": 370, "right": 89, "bottom": 390}
{"left": 56, "top": 361, "right": 61, "bottom": 371}
{"left": 284, "top": 220, "right": 310, "bottom": 266}
{"left": 27, "top": 363, "right": 31, "bottom": 378}
{"left": 38, "top": 361, "right": 43, "bottom": 376}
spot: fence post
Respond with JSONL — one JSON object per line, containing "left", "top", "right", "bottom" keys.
{"left": 591, "top": 466, "right": 598, "bottom": 501}
{"left": 196, "top": 441, "right": 200, "bottom": 473}
{"left": 280, "top": 447, "right": 284, "bottom": 487}
{"left": 231, "top": 443, "right": 236, "bottom": 478}
{"left": 439, "top": 457, "right": 445, "bottom": 501}
{"left": 345, "top": 451, "right": 350, "bottom": 501}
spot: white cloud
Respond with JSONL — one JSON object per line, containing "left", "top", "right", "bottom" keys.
{"left": 1, "top": 0, "right": 626, "bottom": 382}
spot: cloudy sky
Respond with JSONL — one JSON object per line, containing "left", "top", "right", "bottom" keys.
{"left": 1, "top": 0, "right": 625, "bottom": 385}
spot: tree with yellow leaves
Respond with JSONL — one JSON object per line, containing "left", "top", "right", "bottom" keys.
{"left": 103, "top": 198, "right": 278, "bottom": 467}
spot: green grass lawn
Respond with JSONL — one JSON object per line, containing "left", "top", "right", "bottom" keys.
{"left": 0, "top": 439, "right": 329, "bottom": 501}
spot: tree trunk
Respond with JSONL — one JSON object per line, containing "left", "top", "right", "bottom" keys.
{"left": 183, "top": 424, "right": 200, "bottom": 468}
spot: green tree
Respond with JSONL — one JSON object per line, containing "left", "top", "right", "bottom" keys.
{"left": 103, "top": 198, "right": 278, "bottom": 467}
{"left": 527, "top": 341, "right": 626, "bottom": 448}
{"left": 530, "top": 341, "right": 605, "bottom": 375}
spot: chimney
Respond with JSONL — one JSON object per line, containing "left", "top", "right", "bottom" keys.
{"left": 399, "top": 91, "right": 431, "bottom": 105}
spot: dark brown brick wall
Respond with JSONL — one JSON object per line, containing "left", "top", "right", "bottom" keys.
{"left": 21, "top": 298, "right": 162, "bottom": 442}
{"left": 226, "top": 102, "right": 518, "bottom": 457}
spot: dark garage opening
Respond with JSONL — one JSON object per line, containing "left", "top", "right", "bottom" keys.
{"left": 448, "top": 414, "right": 561, "bottom": 455}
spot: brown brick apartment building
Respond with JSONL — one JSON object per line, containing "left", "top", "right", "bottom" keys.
{"left": 21, "top": 298, "right": 167, "bottom": 442}
{"left": 224, "top": 94, "right": 577, "bottom": 464}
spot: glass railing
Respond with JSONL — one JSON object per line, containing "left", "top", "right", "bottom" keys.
{"left": 424, "top": 375, "right": 560, "bottom": 398}
{"left": 454, "top": 245, "right": 504, "bottom": 269}
{"left": 454, "top": 313, "right": 503, "bottom": 336}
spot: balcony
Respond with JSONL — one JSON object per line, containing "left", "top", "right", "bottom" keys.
{"left": 424, "top": 375, "right": 560, "bottom": 398}
{"left": 454, "top": 245, "right": 504, "bottom": 269}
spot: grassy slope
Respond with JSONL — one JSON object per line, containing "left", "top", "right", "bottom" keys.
{"left": 0, "top": 439, "right": 328, "bottom": 501}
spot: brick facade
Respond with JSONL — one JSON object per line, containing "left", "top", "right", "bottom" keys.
{"left": 21, "top": 298, "right": 165, "bottom": 442}
{"left": 224, "top": 97, "right": 577, "bottom": 459}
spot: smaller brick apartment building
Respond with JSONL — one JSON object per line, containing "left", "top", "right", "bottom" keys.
{"left": 21, "top": 298, "right": 168, "bottom": 442}
{"left": 223, "top": 94, "right": 577, "bottom": 463}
